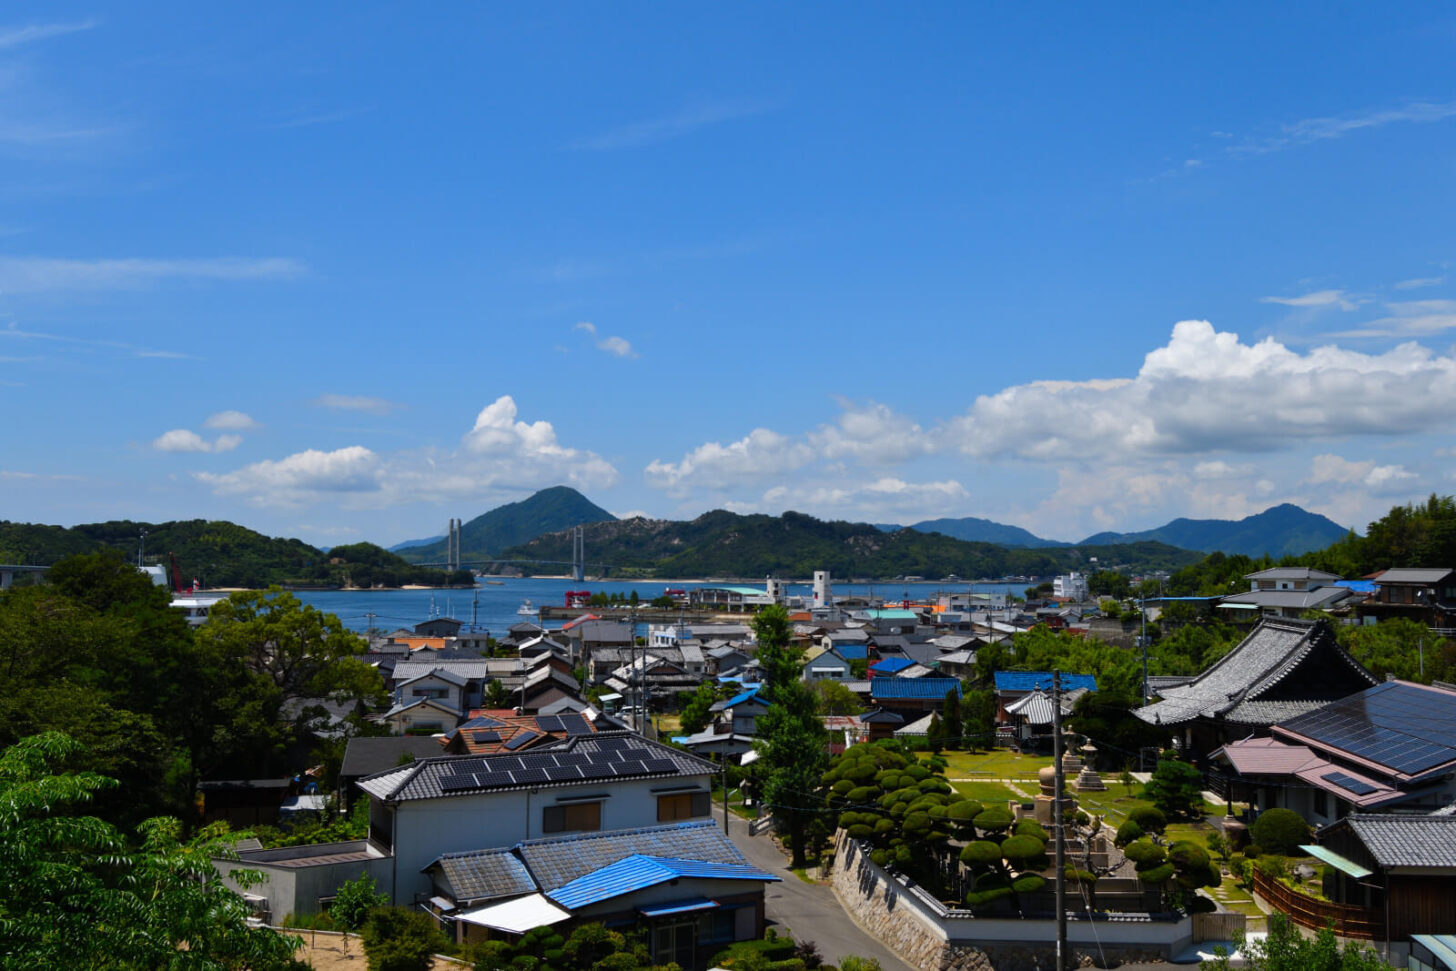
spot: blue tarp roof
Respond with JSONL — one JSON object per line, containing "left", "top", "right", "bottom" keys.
{"left": 870, "top": 677, "right": 962, "bottom": 700}
{"left": 547, "top": 855, "right": 778, "bottom": 909}
{"left": 994, "top": 671, "right": 1097, "bottom": 693}
{"left": 1336, "top": 580, "right": 1378, "bottom": 594}
{"left": 870, "top": 657, "right": 915, "bottom": 673}
{"left": 722, "top": 686, "right": 767, "bottom": 708}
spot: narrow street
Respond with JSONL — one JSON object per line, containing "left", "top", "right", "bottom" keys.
{"left": 716, "top": 809, "right": 914, "bottom": 971}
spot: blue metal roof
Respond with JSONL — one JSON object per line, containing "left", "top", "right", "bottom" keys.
{"left": 870, "top": 677, "right": 962, "bottom": 700}
{"left": 870, "top": 657, "right": 915, "bottom": 673}
{"left": 547, "top": 854, "right": 778, "bottom": 909}
{"left": 832, "top": 644, "right": 868, "bottom": 660}
{"left": 994, "top": 671, "right": 1097, "bottom": 693}
{"left": 723, "top": 686, "right": 767, "bottom": 708}
{"left": 866, "top": 608, "right": 920, "bottom": 619}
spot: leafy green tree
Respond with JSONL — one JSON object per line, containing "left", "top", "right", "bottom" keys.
{"left": 483, "top": 678, "right": 511, "bottom": 709}
{"left": 960, "top": 687, "right": 997, "bottom": 751}
{"left": 0, "top": 732, "right": 303, "bottom": 970}
{"left": 940, "top": 689, "right": 963, "bottom": 750}
{"left": 361, "top": 906, "right": 448, "bottom": 971}
{"left": 1248, "top": 808, "right": 1310, "bottom": 856}
{"left": 1202, "top": 914, "right": 1391, "bottom": 971}
{"left": 332, "top": 872, "right": 388, "bottom": 951}
{"left": 810, "top": 678, "right": 864, "bottom": 716}
{"left": 1144, "top": 756, "right": 1205, "bottom": 819}
{"left": 926, "top": 713, "right": 943, "bottom": 754}
{"left": 679, "top": 681, "right": 718, "bottom": 734}
{"left": 753, "top": 605, "right": 828, "bottom": 869}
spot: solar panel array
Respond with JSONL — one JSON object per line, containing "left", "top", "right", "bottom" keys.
{"left": 1321, "top": 771, "right": 1378, "bottom": 796}
{"left": 1282, "top": 682, "right": 1456, "bottom": 775}
{"left": 428, "top": 738, "right": 683, "bottom": 794}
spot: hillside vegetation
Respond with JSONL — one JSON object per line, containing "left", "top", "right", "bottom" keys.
{"left": 397, "top": 485, "right": 616, "bottom": 563}
{"left": 0, "top": 520, "right": 468, "bottom": 589}
{"left": 502, "top": 509, "right": 1203, "bottom": 579}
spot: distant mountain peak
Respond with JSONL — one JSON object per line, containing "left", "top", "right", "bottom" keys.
{"left": 1077, "top": 503, "right": 1348, "bottom": 557}
{"left": 392, "top": 486, "right": 616, "bottom": 563}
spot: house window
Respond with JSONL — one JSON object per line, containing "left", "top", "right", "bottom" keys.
{"left": 658, "top": 791, "right": 711, "bottom": 822}
{"left": 542, "top": 801, "right": 601, "bottom": 834}
{"left": 652, "top": 921, "right": 696, "bottom": 967}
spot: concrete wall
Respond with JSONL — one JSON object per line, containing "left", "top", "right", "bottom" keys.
{"left": 828, "top": 834, "right": 1194, "bottom": 971}
{"left": 214, "top": 841, "right": 394, "bottom": 922}
{"left": 390, "top": 774, "right": 714, "bottom": 904}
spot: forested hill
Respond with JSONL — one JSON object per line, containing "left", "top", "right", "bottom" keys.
{"left": 396, "top": 486, "right": 616, "bottom": 563}
{"left": 1079, "top": 503, "right": 1349, "bottom": 557}
{"left": 501, "top": 509, "right": 1204, "bottom": 579}
{"left": 0, "top": 520, "right": 469, "bottom": 589}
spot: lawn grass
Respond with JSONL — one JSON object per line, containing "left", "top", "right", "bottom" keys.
{"left": 931, "top": 749, "right": 1054, "bottom": 780}
{"left": 950, "top": 780, "right": 1024, "bottom": 804}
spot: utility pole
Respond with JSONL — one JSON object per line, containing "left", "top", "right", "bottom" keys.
{"left": 721, "top": 753, "right": 730, "bottom": 837}
{"left": 365, "top": 611, "right": 377, "bottom": 635}
{"left": 1052, "top": 670, "right": 1068, "bottom": 971}
{"left": 138, "top": 529, "right": 147, "bottom": 567}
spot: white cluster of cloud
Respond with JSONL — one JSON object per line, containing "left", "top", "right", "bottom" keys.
{"left": 152, "top": 411, "right": 260, "bottom": 454}
{"left": 646, "top": 428, "right": 815, "bottom": 495}
{"left": 574, "top": 322, "right": 636, "bottom": 358}
{"left": 197, "top": 396, "right": 617, "bottom": 508}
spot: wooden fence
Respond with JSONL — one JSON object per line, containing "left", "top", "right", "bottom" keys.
{"left": 1192, "top": 911, "right": 1247, "bottom": 943}
{"left": 1252, "top": 869, "right": 1384, "bottom": 940}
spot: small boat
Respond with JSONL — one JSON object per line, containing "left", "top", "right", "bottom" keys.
{"left": 484, "top": 580, "right": 505, "bottom": 586}
{"left": 517, "top": 599, "right": 537, "bottom": 616}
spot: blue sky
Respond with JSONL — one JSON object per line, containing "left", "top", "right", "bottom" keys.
{"left": 4, "top": 4, "right": 1456, "bottom": 546}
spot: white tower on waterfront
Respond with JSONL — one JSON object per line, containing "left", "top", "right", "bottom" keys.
{"left": 813, "top": 570, "right": 833, "bottom": 608}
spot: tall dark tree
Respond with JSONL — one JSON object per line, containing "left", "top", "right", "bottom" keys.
{"left": 940, "top": 689, "right": 963, "bottom": 750}
{"left": 752, "top": 605, "right": 828, "bottom": 868}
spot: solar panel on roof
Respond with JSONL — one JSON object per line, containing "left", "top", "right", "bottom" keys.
{"left": 520, "top": 753, "right": 561, "bottom": 769}
{"left": 472, "top": 731, "right": 501, "bottom": 743}
{"left": 563, "top": 714, "right": 592, "bottom": 736}
{"left": 554, "top": 753, "right": 590, "bottom": 766}
{"left": 544, "top": 765, "right": 583, "bottom": 782}
{"left": 1322, "top": 771, "right": 1378, "bottom": 796}
{"left": 596, "top": 737, "right": 632, "bottom": 751}
{"left": 439, "top": 775, "right": 478, "bottom": 793}
{"left": 1286, "top": 683, "right": 1456, "bottom": 775}
{"left": 504, "top": 732, "right": 539, "bottom": 751}
{"left": 473, "top": 771, "right": 515, "bottom": 789}
{"left": 512, "top": 767, "right": 551, "bottom": 784}
{"left": 580, "top": 764, "right": 615, "bottom": 779}
{"left": 536, "top": 715, "right": 564, "bottom": 732}
{"left": 614, "top": 760, "right": 647, "bottom": 775}
{"left": 642, "top": 758, "right": 677, "bottom": 773}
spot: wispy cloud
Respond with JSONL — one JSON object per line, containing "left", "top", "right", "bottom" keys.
{"left": 1233, "top": 101, "right": 1456, "bottom": 157}
{"left": 266, "top": 105, "right": 375, "bottom": 130}
{"left": 0, "top": 20, "right": 97, "bottom": 50}
{"left": 570, "top": 99, "right": 770, "bottom": 151}
{"left": 1259, "top": 289, "right": 1359, "bottom": 311}
{"left": 1330, "top": 299, "right": 1456, "bottom": 339}
{"left": 0, "top": 256, "right": 304, "bottom": 294}
{"left": 1, "top": 322, "right": 201, "bottom": 359}
{"left": 204, "top": 410, "right": 260, "bottom": 430}
{"left": 574, "top": 321, "right": 637, "bottom": 358}
{"left": 312, "top": 394, "right": 399, "bottom": 415}
{"left": 1394, "top": 276, "right": 1446, "bottom": 290}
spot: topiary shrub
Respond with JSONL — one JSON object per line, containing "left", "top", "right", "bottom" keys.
{"left": 1011, "top": 873, "right": 1047, "bottom": 893}
{"left": 1114, "top": 819, "right": 1143, "bottom": 847}
{"left": 1013, "top": 819, "right": 1048, "bottom": 841}
{"left": 1127, "top": 805, "right": 1167, "bottom": 835}
{"left": 964, "top": 875, "right": 1013, "bottom": 908}
{"left": 973, "top": 806, "right": 1014, "bottom": 833}
{"left": 1123, "top": 839, "right": 1166, "bottom": 868}
{"left": 1138, "top": 862, "right": 1175, "bottom": 884}
{"left": 1249, "top": 809, "right": 1310, "bottom": 856}
{"left": 1243, "top": 843, "right": 1262, "bottom": 859}
{"left": 960, "top": 840, "right": 1003, "bottom": 868}
{"left": 1000, "top": 834, "right": 1048, "bottom": 870}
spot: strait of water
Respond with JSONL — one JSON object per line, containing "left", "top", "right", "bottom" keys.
{"left": 291, "top": 578, "right": 1032, "bottom": 635}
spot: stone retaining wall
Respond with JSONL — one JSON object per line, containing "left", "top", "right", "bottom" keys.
{"left": 827, "top": 833, "right": 1192, "bottom": 970}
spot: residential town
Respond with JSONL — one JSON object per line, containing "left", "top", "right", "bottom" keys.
{"left": 10, "top": 545, "right": 1450, "bottom": 970}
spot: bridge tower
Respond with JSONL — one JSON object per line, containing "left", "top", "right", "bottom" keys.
{"left": 446, "top": 518, "right": 462, "bottom": 573}
{"left": 572, "top": 525, "right": 584, "bottom": 582}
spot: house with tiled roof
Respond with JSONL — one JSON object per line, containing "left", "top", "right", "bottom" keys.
{"left": 438, "top": 709, "right": 600, "bottom": 757}
{"left": 1356, "top": 567, "right": 1456, "bottom": 629}
{"left": 1135, "top": 618, "right": 1377, "bottom": 757}
{"left": 1291, "top": 813, "right": 1456, "bottom": 944}
{"left": 349, "top": 732, "right": 717, "bottom": 907}
{"left": 423, "top": 821, "right": 777, "bottom": 959}
{"left": 1212, "top": 679, "right": 1456, "bottom": 826}
{"left": 870, "top": 676, "right": 962, "bottom": 718}
{"left": 993, "top": 670, "right": 1097, "bottom": 726}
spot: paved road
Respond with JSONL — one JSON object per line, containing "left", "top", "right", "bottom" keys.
{"left": 716, "top": 809, "right": 913, "bottom": 971}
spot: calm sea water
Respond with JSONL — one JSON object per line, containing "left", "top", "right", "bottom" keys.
{"left": 291, "top": 578, "right": 1031, "bottom": 634}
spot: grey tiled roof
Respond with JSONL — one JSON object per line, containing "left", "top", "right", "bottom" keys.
{"left": 517, "top": 820, "right": 745, "bottom": 892}
{"left": 391, "top": 659, "right": 523, "bottom": 683}
{"left": 357, "top": 731, "right": 715, "bottom": 802}
{"left": 340, "top": 736, "right": 451, "bottom": 778}
{"left": 431, "top": 848, "right": 537, "bottom": 902}
{"left": 1344, "top": 814, "right": 1456, "bottom": 868}
{"left": 1135, "top": 619, "right": 1375, "bottom": 726}
{"left": 1219, "top": 588, "right": 1356, "bottom": 610}
{"left": 1374, "top": 568, "right": 1455, "bottom": 585}
{"left": 1223, "top": 699, "right": 1332, "bottom": 724}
